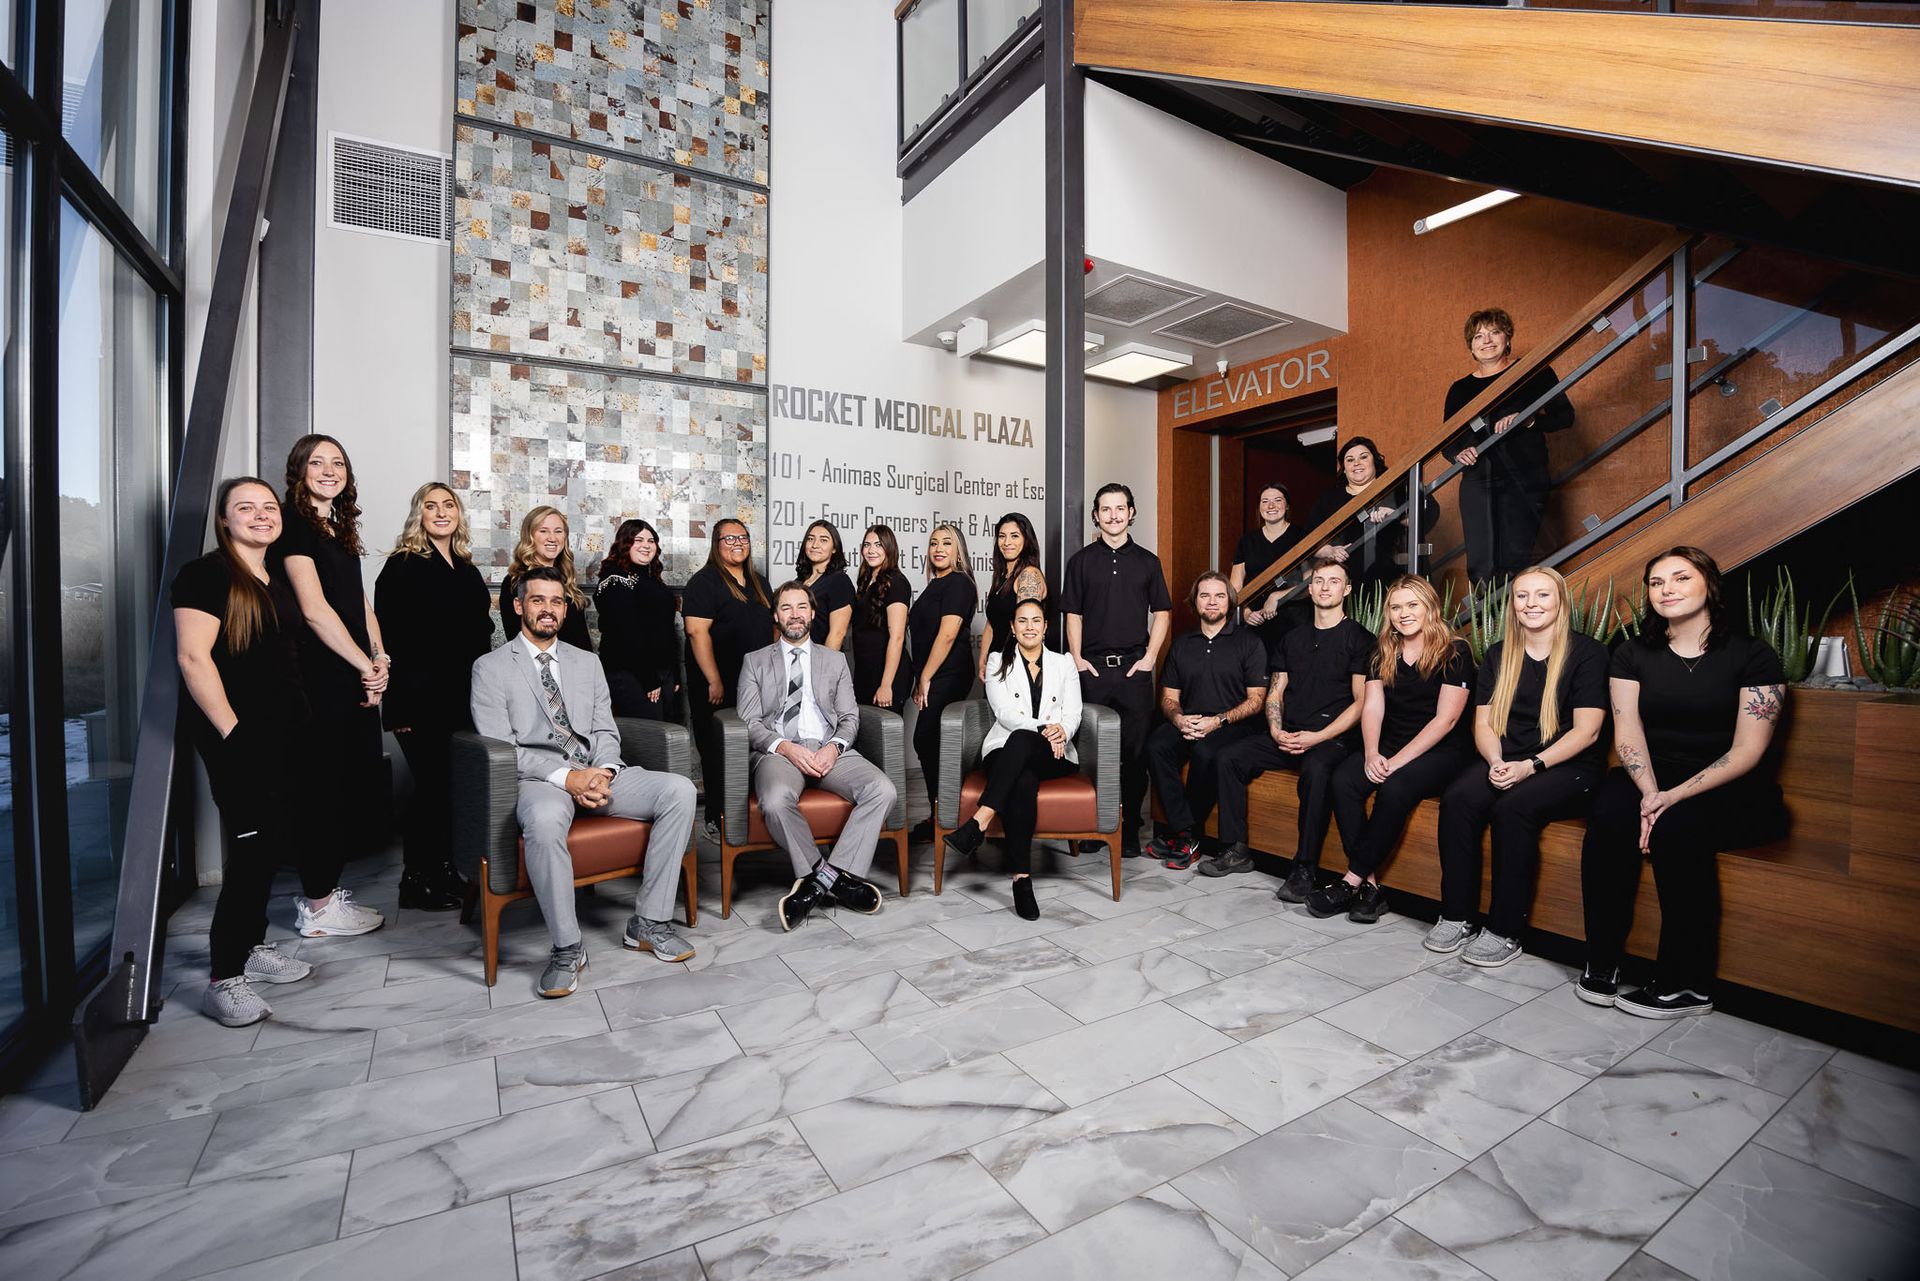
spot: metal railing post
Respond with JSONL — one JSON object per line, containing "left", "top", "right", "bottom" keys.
{"left": 1668, "top": 242, "right": 1690, "bottom": 511}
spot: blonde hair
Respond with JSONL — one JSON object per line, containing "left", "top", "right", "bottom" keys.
{"left": 1488, "top": 566, "right": 1573, "bottom": 743}
{"left": 389, "top": 482, "right": 473, "bottom": 562}
{"left": 510, "top": 505, "right": 586, "bottom": 608}
{"left": 928, "top": 522, "right": 975, "bottom": 585}
{"left": 1375, "top": 576, "right": 1456, "bottom": 689}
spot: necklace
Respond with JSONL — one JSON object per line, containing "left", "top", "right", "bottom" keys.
{"left": 1672, "top": 645, "right": 1708, "bottom": 673}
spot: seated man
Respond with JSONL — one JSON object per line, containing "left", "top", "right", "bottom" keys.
{"left": 1202, "top": 558, "right": 1370, "bottom": 902}
{"left": 470, "top": 566, "right": 699, "bottom": 998}
{"left": 1147, "top": 571, "right": 1268, "bottom": 870}
{"left": 740, "top": 581, "right": 896, "bottom": 930}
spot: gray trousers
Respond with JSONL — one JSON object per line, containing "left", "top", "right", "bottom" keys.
{"left": 516, "top": 766, "right": 698, "bottom": 949}
{"left": 750, "top": 742, "right": 896, "bottom": 878}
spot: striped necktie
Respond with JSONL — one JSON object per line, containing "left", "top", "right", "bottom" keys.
{"left": 782, "top": 646, "right": 805, "bottom": 735}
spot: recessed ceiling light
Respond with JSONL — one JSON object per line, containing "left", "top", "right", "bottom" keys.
{"left": 1085, "top": 342, "right": 1192, "bottom": 384}
{"left": 979, "top": 320, "right": 1105, "bottom": 367}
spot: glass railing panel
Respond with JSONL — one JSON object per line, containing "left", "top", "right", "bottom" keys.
{"left": 901, "top": 0, "right": 962, "bottom": 143}
{"left": 968, "top": 0, "right": 1040, "bottom": 72}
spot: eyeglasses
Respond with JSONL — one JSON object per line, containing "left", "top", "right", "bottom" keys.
{"left": 718, "top": 534, "right": 750, "bottom": 545}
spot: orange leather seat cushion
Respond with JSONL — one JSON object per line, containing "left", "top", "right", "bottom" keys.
{"left": 744, "top": 791, "right": 854, "bottom": 845}
{"left": 958, "top": 771, "right": 1098, "bottom": 833}
{"left": 515, "top": 815, "right": 652, "bottom": 890}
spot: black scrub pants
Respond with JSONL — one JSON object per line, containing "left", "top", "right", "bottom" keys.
{"left": 1214, "top": 733, "right": 1354, "bottom": 865}
{"left": 913, "top": 669, "right": 973, "bottom": 805}
{"left": 1145, "top": 718, "right": 1264, "bottom": 837}
{"left": 977, "top": 730, "right": 1081, "bottom": 873}
{"left": 1328, "top": 743, "right": 1472, "bottom": 881}
{"left": 1460, "top": 472, "right": 1547, "bottom": 586}
{"left": 610, "top": 668, "right": 682, "bottom": 723}
{"left": 1079, "top": 658, "right": 1155, "bottom": 843}
{"left": 394, "top": 720, "right": 457, "bottom": 874}
{"left": 687, "top": 665, "right": 740, "bottom": 824}
{"left": 1438, "top": 763, "right": 1597, "bottom": 939}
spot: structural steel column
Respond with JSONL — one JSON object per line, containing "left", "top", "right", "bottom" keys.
{"left": 1041, "top": 0, "right": 1085, "bottom": 591}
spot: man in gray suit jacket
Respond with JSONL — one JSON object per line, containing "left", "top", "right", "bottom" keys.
{"left": 740, "top": 581, "right": 897, "bottom": 930}
{"left": 470, "top": 567, "right": 699, "bottom": 997}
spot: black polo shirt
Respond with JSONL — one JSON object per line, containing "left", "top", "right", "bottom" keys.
{"left": 1060, "top": 536, "right": 1172, "bottom": 656}
{"left": 1162, "top": 623, "right": 1267, "bottom": 718}
{"left": 1271, "top": 616, "right": 1371, "bottom": 733}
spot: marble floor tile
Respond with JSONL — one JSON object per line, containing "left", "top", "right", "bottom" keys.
{"left": 634, "top": 1033, "right": 896, "bottom": 1150}
{"left": 1755, "top": 1057, "right": 1920, "bottom": 1206}
{"left": 1318, "top": 970, "right": 1518, "bottom": 1059}
{"left": 678, "top": 915, "right": 852, "bottom": 973}
{"left": 595, "top": 956, "right": 807, "bottom": 1030}
{"left": 0, "top": 1085, "right": 80, "bottom": 1154}
{"left": 777, "top": 924, "right": 966, "bottom": 988}
{"left": 366, "top": 993, "right": 610, "bottom": 1080}
{"left": 1005, "top": 1002, "right": 1236, "bottom": 1107}
{"left": 1398, "top": 1118, "right": 1692, "bottom": 1281}
{"left": 494, "top": 1009, "right": 741, "bottom": 1113}
{"left": 971, "top": 1077, "right": 1254, "bottom": 1230}
{"left": 1047, "top": 906, "right": 1217, "bottom": 965}
{"left": 509, "top": 1119, "right": 836, "bottom": 1281}
{"left": 1295, "top": 924, "right": 1451, "bottom": 989}
{"left": 1174, "top": 885, "right": 1293, "bottom": 930}
{"left": 1644, "top": 1143, "right": 1920, "bottom": 1281}
{"left": 1426, "top": 952, "right": 1578, "bottom": 1005}
{"left": 1048, "top": 870, "right": 1207, "bottom": 920}
{"left": 1292, "top": 1217, "right": 1492, "bottom": 1281}
{"left": 1350, "top": 1032, "right": 1589, "bottom": 1160}
{"left": 965, "top": 1185, "right": 1286, "bottom": 1281}
{"left": 251, "top": 975, "right": 493, "bottom": 1050}
{"left": 254, "top": 954, "right": 394, "bottom": 1009}
{"left": 1546, "top": 1047, "right": 1785, "bottom": 1186}
{"left": 483, "top": 941, "right": 690, "bottom": 1009}
{"left": 1826, "top": 1048, "right": 1920, "bottom": 1088}
{"left": 68, "top": 1031, "right": 375, "bottom": 1139}
{"left": 339, "top": 1089, "right": 652, "bottom": 1233}
{"left": 197, "top": 1198, "right": 519, "bottom": 1281}
{"left": 1169, "top": 958, "right": 1369, "bottom": 1042}
{"left": 1023, "top": 946, "right": 1215, "bottom": 1024}
{"left": 854, "top": 986, "right": 1078, "bottom": 1077}
{"left": 1179, "top": 1017, "right": 1406, "bottom": 1133}
{"left": 584, "top": 1247, "right": 706, "bottom": 1281}
{"left": 0, "top": 1112, "right": 214, "bottom": 1230}
{"left": 1607, "top": 1254, "right": 1694, "bottom": 1281}
{"left": 1168, "top": 912, "right": 1331, "bottom": 977}
{"left": 696, "top": 1151, "right": 1045, "bottom": 1280}
{"left": 719, "top": 970, "right": 935, "bottom": 1054}
{"left": 928, "top": 899, "right": 1101, "bottom": 951}
{"left": 942, "top": 868, "right": 1081, "bottom": 912}
{"left": 1174, "top": 1096, "right": 1462, "bottom": 1275}
{"left": 117, "top": 995, "right": 268, "bottom": 1072}
{"left": 827, "top": 888, "right": 988, "bottom": 939}
{"left": 287, "top": 917, "right": 486, "bottom": 964}
{"left": 1477, "top": 985, "right": 1665, "bottom": 1077}
{"left": 791, "top": 1054, "right": 1064, "bottom": 1189}
{"left": 1644, "top": 1015, "right": 1833, "bottom": 1097}
{"left": 896, "top": 937, "right": 1087, "bottom": 1006}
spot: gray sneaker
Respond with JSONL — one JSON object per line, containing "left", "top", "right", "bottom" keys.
{"left": 1423, "top": 918, "right": 1475, "bottom": 954}
{"left": 1461, "top": 930, "right": 1522, "bottom": 968}
{"left": 539, "top": 945, "right": 588, "bottom": 998}
{"left": 1196, "top": 844, "right": 1255, "bottom": 877}
{"left": 242, "top": 943, "right": 312, "bottom": 985}
{"left": 203, "top": 976, "right": 272, "bottom": 1027}
{"left": 624, "top": 916, "right": 695, "bottom": 962}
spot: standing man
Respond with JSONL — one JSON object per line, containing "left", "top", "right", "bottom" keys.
{"left": 1062, "top": 483, "right": 1173, "bottom": 858}
{"left": 1147, "top": 571, "right": 1269, "bottom": 870}
{"left": 1202, "top": 558, "right": 1371, "bottom": 902}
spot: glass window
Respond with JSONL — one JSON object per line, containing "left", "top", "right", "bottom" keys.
{"left": 1, "top": 0, "right": 16, "bottom": 73}
{"left": 58, "top": 202, "right": 163, "bottom": 971}
{"left": 901, "top": 0, "right": 961, "bottom": 142}
{"left": 0, "top": 131, "right": 20, "bottom": 1035}
{"left": 63, "top": 0, "right": 168, "bottom": 242}
{"left": 967, "top": 0, "right": 1038, "bottom": 73}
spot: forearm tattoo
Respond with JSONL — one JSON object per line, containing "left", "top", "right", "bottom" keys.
{"left": 1619, "top": 744, "right": 1647, "bottom": 779}
{"left": 1743, "top": 685, "right": 1784, "bottom": 723}
{"left": 1265, "top": 676, "right": 1286, "bottom": 732}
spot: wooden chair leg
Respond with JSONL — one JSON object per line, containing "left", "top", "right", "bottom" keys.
{"left": 482, "top": 888, "right": 506, "bottom": 987}
{"left": 682, "top": 847, "right": 699, "bottom": 928}
{"left": 1108, "top": 834, "right": 1123, "bottom": 901}
{"left": 894, "top": 831, "right": 910, "bottom": 899}
{"left": 932, "top": 826, "right": 946, "bottom": 896}
{"left": 720, "top": 842, "right": 736, "bottom": 919}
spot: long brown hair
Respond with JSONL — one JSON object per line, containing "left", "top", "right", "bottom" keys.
{"left": 1488, "top": 566, "right": 1574, "bottom": 742}
{"left": 857, "top": 523, "right": 902, "bottom": 627}
{"left": 509, "top": 505, "right": 586, "bottom": 608}
{"left": 989, "top": 512, "right": 1041, "bottom": 597}
{"left": 388, "top": 482, "right": 474, "bottom": 562}
{"left": 703, "top": 519, "right": 771, "bottom": 607}
{"left": 283, "top": 433, "right": 365, "bottom": 556}
{"left": 1375, "top": 576, "right": 1456, "bottom": 688}
{"left": 214, "top": 477, "right": 282, "bottom": 653}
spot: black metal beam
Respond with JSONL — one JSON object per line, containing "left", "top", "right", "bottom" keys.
{"left": 259, "top": 0, "right": 320, "bottom": 467}
{"left": 1041, "top": 0, "right": 1084, "bottom": 598}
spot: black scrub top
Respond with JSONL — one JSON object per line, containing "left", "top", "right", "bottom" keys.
{"left": 171, "top": 551, "right": 311, "bottom": 745}
{"left": 1611, "top": 633, "right": 1785, "bottom": 782}
{"left": 1373, "top": 637, "right": 1474, "bottom": 757}
{"left": 1271, "top": 617, "right": 1372, "bottom": 734}
{"left": 269, "top": 513, "right": 371, "bottom": 714}
{"left": 682, "top": 563, "right": 776, "bottom": 695}
{"left": 374, "top": 548, "right": 494, "bottom": 731}
{"left": 910, "top": 571, "right": 978, "bottom": 686}
{"left": 1475, "top": 633, "right": 1610, "bottom": 771}
{"left": 851, "top": 570, "right": 912, "bottom": 705}
{"left": 807, "top": 570, "right": 856, "bottom": 646}
{"left": 1161, "top": 623, "right": 1268, "bottom": 719}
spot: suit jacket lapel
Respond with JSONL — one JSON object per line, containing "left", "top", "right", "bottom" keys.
{"left": 558, "top": 644, "right": 590, "bottom": 734}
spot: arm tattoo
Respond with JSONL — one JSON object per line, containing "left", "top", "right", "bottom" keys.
{"left": 1012, "top": 566, "right": 1047, "bottom": 599}
{"left": 1265, "top": 675, "right": 1286, "bottom": 732}
{"left": 1619, "top": 744, "right": 1647, "bottom": 778}
{"left": 1706, "top": 753, "right": 1731, "bottom": 772}
{"left": 1743, "top": 685, "right": 1784, "bottom": 723}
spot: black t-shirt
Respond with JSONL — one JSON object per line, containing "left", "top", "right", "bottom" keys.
{"left": 1272, "top": 617, "right": 1372, "bottom": 732}
{"left": 807, "top": 570, "right": 856, "bottom": 646}
{"left": 910, "top": 571, "right": 978, "bottom": 685}
{"left": 1233, "top": 525, "right": 1303, "bottom": 604}
{"left": 1441, "top": 364, "right": 1575, "bottom": 490}
{"left": 1476, "top": 633, "right": 1610, "bottom": 771}
{"left": 594, "top": 571, "right": 680, "bottom": 677}
{"left": 268, "top": 514, "right": 371, "bottom": 710}
{"left": 1611, "top": 633, "right": 1785, "bottom": 782}
{"left": 682, "top": 563, "right": 777, "bottom": 692}
{"left": 171, "top": 551, "right": 311, "bottom": 739}
{"left": 1060, "top": 537, "right": 1173, "bottom": 654}
{"left": 1162, "top": 623, "right": 1268, "bottom": 718}
{"left": 1373, "top": 637, "right": 1474, "bottom": 758}
{"left": 851, "top": 570, "right": 912, "bottom": 703}
{"left": 499, "top": 571, "right": 595, "bottom": 652}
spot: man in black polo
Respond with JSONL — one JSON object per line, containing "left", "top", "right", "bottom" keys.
{"left": 1148, "top": 571, "right": 1269, "bottom": 870}
{"left": 1202, "top": 557, "right": 1371, "bottom": 902}
{"left": 1062, "top": 482, "right": 1172, "bottom": 858}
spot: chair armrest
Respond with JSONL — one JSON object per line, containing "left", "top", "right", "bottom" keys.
{"left": 1076, "top": 704, "right": 1122, "bottom": 835}
{"left": 714, "top": 708, "right": 752, "bottom": 839}
{"left": 450, "top": 730, "right": 525, "bottom": 894}
{"left": 936, "top": 700, "right": 993, "bottom": 829}
{"left": 856, "top": 706, "right": 908, "bottom": 829}
{"left": 617, "top": 717, "right": 694, "bottom": 778}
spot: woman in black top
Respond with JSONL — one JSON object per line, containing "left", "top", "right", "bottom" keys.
{"left": 852, "top": 524, "right": 912, "bottom": 709}
{"left": 683, "top": 519, "right": 776, "bottom": 823}
{"left": 174, "top": 479, "right": 322, "bottom": 1025}
{"left": 908, "top": 523, "right": 979, "bottom": 842}
{"left": 1231, "top": 484, "right": 1305, "bottom": 649}
{"left": 1307, "top": 437, "right": 1438, "bottom": 591}
{"left": 271, "top": 434, "right": 387, "bottom": 940}
{"left": 976, "top": 512, "right": 1047, "bottom": 681}
{"left": 499, "top": 506, "right": 594, "bottom": 651}
{"left": 375, "top": 482, "right": 494, "bottom": 911}
{"left": 1316, "top": 576, "right": 1474, "bottom": 924}
{"left": 1579, "top": 546, "right": 1787, "bottom": 1019}
{"left": 1440, "top": 308, "right": 1577, "bottom": 587}
{"left": 594, "top": 519, "right": 681, "bottom": 720}
{"left": 797, "top": 520, "right": 855, "bottom": 650}
{"left": 1435, "top": 565, "right": 1607, "bottom": 968}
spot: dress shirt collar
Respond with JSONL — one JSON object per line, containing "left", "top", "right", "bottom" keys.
{"left": 519, "top": 631, "right": 561, "bottom": 662}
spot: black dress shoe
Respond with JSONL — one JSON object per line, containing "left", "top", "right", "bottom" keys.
{"left": 1012, "top": 877, "right": 1039, "bottom": 921}
{"left": 1077, "top": 839, "right": 1106, "bottom": 855}
{"left": 909, "top": 819, "right": 934, "bottom": 844}
{"left": 828, "top": 869, "right": 883, "bottom": 914}
{"left": 433, "top": 860, "right": 474, "bottom": 898}
{"left": 778, "top": 875, "right": 828, "bottom": 931}
{"left": 399, "top": 870, "right": 462, "bottom": 912}
{"left": 944, "top": 820, "right": 985, "bottom": 861}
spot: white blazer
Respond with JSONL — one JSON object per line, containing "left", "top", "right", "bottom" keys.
{"left": 982, "top": 647, "right": 1082, "bottom": 762}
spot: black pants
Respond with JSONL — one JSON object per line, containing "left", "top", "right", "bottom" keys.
{"left": 978, "top": 730, "right": 1081, "bottom": 873}
{"left": 1079, "top": 662, "right": 1155, "bottom": 841}
{"left": 1329, "top": 742, "right": 1473, "bottom": 881}
{"left": 1438, "top": 763, "right": 1597, "bottom": 938}
{"left": 686, "top": 668, "right": 740, "bottom": 823}
{"left": 611, "top": 668, "right": 682, "bottom": 722}
{"left": 913, "top": 669, "right": 973, "bottom": 803}
{"left": 1581, "top": 769, "right": 1786, "bottom": 991}
{"left": 1214, "top": 733, "right": 1353, "bottom": 863}
{"left": 1145, "top": 718, "right": 1264, "bottom": 836}
{"left": 394, "top": 720, "right": 459, "bottom": 874}
{"left": 1460, "top": 474, "right": 1547, "bottom": 586}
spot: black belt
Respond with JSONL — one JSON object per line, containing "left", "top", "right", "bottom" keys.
{"left": 1086, "top": 647, "right": 1146, "bottom": 669}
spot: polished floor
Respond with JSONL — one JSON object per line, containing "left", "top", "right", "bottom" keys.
{"left": 1, "top": 819, "right": 1917, "bottom": 1281}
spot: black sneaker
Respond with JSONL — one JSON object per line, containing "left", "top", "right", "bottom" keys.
{"left": 777, "top": 875, "right": 829, "bottom": 931}
{"left": 1347, "top": 880, "right": 1386, "bottom": 924}
{"left": 1575, "top": 962, "right": 1622, "bottom": 1007}
{"left": 827, "top": 869, "right": 882, "bottom": 915}
{"left": 944, "top": 820, "right": 985, "bottom": 862}
{"left": 1275, "top": 862, "right": 1317, "bottom": 904}
{"left": 1304, "top": 878, "right": 1356, "bottom": 918}
{"left": 398, "top": 869, "right": 462, "bottom": 912}
{"left": 1196, "top": 843, "right": 1255, "bottom": 877}
{"left": 1616, "top": 983, "right": 1713, "bottom": 1020}
{"left": 1120, "top": 834, "right": 1145, "bottom": 859}
{"left": 1162, "top": 832, "right": 1202, "bottom": 871}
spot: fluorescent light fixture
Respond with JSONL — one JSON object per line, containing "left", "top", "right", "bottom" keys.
{"left": 1298, "top": 425, "right": 1339, "bottom": 447}
{"left": 1414, "top": 189, "right": 1522, "bottom": 235}
{"left": 980, "top": 320, "right": 1104, "bottom": 367}
{"left": 1086, "top": 341, "right": 1193, "bottom": 384}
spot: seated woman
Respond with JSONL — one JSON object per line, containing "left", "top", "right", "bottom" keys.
{"left": 1312, "top": 575, "right": 1474, "bottom": 924}
{"left": 1433, "top": 565, "right": 1608, "bottom": 968}
{"left": 941, "top": 598, "right": 1082, "bottom": 921}
{"left": 1578, "top": 546, "right": 1786, "bottom": 1019}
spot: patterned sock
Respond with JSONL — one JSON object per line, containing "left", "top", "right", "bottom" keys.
{"left": 812, "top": 862, "right": 840, "bottom": 889}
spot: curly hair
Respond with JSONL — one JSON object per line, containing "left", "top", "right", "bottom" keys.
{"left": 388, "top": 482, "right": 473, "bottom": 562}
{"left": 283, "top": 434, "right": 364, "bottom": 556}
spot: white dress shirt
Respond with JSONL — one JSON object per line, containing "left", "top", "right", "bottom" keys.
{"left": 769, "top": 638, "right": 850, "bottom": 755}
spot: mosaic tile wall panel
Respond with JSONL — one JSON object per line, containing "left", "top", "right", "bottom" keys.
{"left": 453, "top": 125, "right": 767, "bottom": 386}
{"left": 457, "top": 0, "right": 771, "bottom": 186}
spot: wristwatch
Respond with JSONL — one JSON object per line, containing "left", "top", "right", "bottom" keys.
{"left": 1530, "top": 755, "right": 1546, "bottom": 773}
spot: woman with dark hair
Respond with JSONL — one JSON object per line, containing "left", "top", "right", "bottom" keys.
{"left": 272, "top": 434, "right": 387, "bottom": 939}
{"left": 908, "top": 523, "right": 979, "bottom": 843}
{"left": 977, "top": 512, "right": 1047, "bottom": 681}
{"left": 797, "top": 520, "right": 855, "bottom": 650}
{"left": 499, "top": 506, "right": 593, "bottom": 651}
{"left": 942, "top": 598, "right": 1081, "bottom": 920}
{"left": 375, "top": 482, "right": 494, "bottom": 911}
{"left": 595, "top": 518, "right": 681, "bottom": 720}
{"left": 1307, "top": 436, "right": 1438, "bottom": 589}
{"left": 851, "top": 524, "right": 912, "bottom": 709}
{"left": 1231, "top": 483, "right": 1305, "bottom": 648}
{"left": 684, "top": 518, "right": 776, "bottom": 822}
{"left": 1578, "top": 546, "right": 1786, "bottom": 1019}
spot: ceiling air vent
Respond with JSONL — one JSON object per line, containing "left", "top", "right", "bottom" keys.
{"left": 328, "top": 132, "right": 453, "bottom": 244}
{"left": 1154, "top": 302, "right": 1292, "bottom": 348}
{"left": 1085, "top": 274, "right": 1204, "bottom": 326}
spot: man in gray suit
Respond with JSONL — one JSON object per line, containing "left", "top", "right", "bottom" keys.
{"left": 470, "top": 567, "right": 699, "bottom": 997}
{"left": 741, "top": 581, "right": 896, "bottom": 930}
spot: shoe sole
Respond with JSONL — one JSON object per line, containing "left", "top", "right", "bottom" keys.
{"left": 204, "top": 1002, "right": 271, "bottom": 1027}
{"left": 1615, "top": 998, "right": 1712, "bottom": 1020}
{"left": 242, "top": 967, "right": 313, "bottom": 985}
{"left": 1274, "top": 886, "right": 1312, "bottom": 904}
{"left": 834, "top": 893, "right": 883, "bottom": 916}
{"left": 1163, "top": 858, "right": 1198, "bottom": 871}
{"left": 777, "top": 878, "right": 811, "bottom": 933}
{"left": 1461, "top": 947, "right": 1522, "bottom": 969}
{"left": 1305, "top": 900, "right": 1349, "bottom": 919}
{"left": 943, "top": 837, "right": 981, "bottom": 863}
{"left": 298, "top": 918, "right": 384, "bottom": 938}
{"left": 1423, "top": 934, "right": 1468, "bottom": 954}
{"left": 1574, "top": 985, "right": 1619, "bottom": 1007}
{"left": 1195, "top": 862, "right": 1253, "bottom": 878}
{"left": 625, "top": 936, "right": 696, "bottom": 962}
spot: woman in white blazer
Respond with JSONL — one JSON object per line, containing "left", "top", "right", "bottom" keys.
{"left": 942, "top": 598, "right": 1081, "bottom": 919}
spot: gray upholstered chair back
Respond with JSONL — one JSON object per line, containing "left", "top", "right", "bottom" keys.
{"left": 713, "top": 705, "right": 908, "bottom": 836}
{"left": 934, "top": 699, "right": 1121, "bottom": 834}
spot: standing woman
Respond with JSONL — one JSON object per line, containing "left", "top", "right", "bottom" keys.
{"left": 1308, "top": 437, "right": 1437, "bottom": 590}
{"left": 1313, "top": 576, "right": 1474, "bottom": 924}
{"left": 175, "top": 479, "right": 323, "bottom": 1024}
{"left": 683, "top": 519, "right": 776, "bottom": 824}
{"left": 1579, "top": 546, "right": 1786, "bottom": 1018}
{"left": 977, "top": 512, "right": 1047, "bottom": 681}
{"left": 273, "top": 434, "right": 387, "bottom": 938}
{"left": 499, "top": 506, "right": 593, "bottom": 651}
{"left": 594, "top": 519, "right": 682, "bottom": 720}
{"left": 1432, "top": 565, "right": 1607, "bottom": 967}
{"left": 851, "top": 524, "right": 912, "bottom": 710}
{"left": 797, "top": 520, "right": 855, "bottom": 649}
{"left": 1230, "top": 484, "right": 1304, "bottom": 649}
{"left": 908, "top": 523, "right": 979, "bottom": 843}
{"left": 376, "top": 482, "right": 494, "bottom": 911}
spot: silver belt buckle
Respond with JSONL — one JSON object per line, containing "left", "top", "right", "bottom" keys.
{"left": 1103, "top": 654, "right": 1122, "bottom": 668}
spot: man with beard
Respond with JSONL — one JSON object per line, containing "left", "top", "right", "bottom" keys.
{"left": 470, "top": 566, "right": 700, "bottom": 998}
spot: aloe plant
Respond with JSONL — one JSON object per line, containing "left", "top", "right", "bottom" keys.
{"left": 1348, "top": 580, "right": 1386, "bottom": 636}
{"left": 1850, "top": 580, "right": 1920, "bottom": 688}
{"left": 1465, "top": 577, "right": 1509, "bottom": 663}
{"left": 1614, "top": 582, "right": 1648, "bottom": 641}
{"left": 1567, "top": 576, "right": 1621, "bottom": 643}
{"left": 1747, "top": 566, "right": 1845, "bottom": 682}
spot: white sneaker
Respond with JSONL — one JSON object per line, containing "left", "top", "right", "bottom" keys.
{"left": 242, "top": 943, "right": 313, "bottom": 984}
{"left": 203, "top": 976, "right": 272, "bottom": 1027}
{"left": 1423, "top": 918, "right": 1475, "bottom": 954}
{"left": 295, "top": 887, "right": 385, "bottom": 937}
